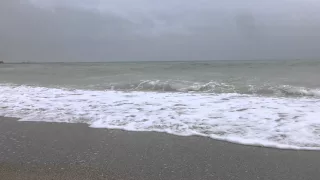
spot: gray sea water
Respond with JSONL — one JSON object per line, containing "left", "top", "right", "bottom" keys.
{"left": 1, "top": 60, "right": 320, "bottom": 97}
{"left": 1, "top": 60, "right": 320, "bottom": 150}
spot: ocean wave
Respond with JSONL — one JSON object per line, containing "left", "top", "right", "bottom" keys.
{"left": 1, "top": 84, "right": 320, "bottom": 150}
{"left": 94, "top": 80, "right": 320, "bottom": 97}
{"left": 107, "top": 80, "right": 236, "bottom": 93}
{"left": 278, "top": 85, "right": 320, "bottom": 97}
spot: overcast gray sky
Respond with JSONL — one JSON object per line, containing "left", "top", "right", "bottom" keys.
{"left": 1, "top": 0, "right": 320, "bottom": 62}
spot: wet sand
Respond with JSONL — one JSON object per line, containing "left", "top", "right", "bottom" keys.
{"left": 0, "top": 116, "right": 320, "bottom": 180}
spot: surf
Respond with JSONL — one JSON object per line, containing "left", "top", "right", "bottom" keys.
{"left": 1, "top": 84, "right": 320, "bottom": 150}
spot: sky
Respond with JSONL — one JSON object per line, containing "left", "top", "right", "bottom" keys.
{"left": 1, "top": 0, "right": 320, "bottom": 62}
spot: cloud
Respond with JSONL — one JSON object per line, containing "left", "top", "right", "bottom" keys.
{"left": 1, "top": 0, "right": 320, "bottom": 62}
{"left": 26, "top": 0, "right": 320, "bottom": 35}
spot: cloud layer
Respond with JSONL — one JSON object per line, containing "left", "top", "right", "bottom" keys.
{"left": 1, "top": 0, "right": 320, "bottom": 62}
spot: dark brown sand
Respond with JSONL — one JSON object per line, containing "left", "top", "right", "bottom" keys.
{"left": 0, "top": 116, "right": 320, "bottom": 180}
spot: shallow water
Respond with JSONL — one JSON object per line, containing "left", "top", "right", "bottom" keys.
{"left": 1, "top": 60, "right": 320, "bottom": 149}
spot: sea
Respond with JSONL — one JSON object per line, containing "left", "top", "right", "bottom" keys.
{"left": 1, "top": 60, "right": 320, "bottom": 150}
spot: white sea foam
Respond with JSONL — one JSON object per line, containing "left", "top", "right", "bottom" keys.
{"left": 1, "top": 84, "right": 320, "bottom": 150}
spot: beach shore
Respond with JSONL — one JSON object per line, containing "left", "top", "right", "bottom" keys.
{"left": 0, "top": 116, "right": 319, "bottom": 180}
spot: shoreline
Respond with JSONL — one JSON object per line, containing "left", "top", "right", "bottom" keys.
{"left": 1, "top": 116, "right": 320, "bottom": 180}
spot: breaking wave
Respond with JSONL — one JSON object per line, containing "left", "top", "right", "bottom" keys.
{"left": 1, "top": 83, "right": 320, "bottom": 150}
{"left": 93, "top": 80, "right": 320, "bottom": 97}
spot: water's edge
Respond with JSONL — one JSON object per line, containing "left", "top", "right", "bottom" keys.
{"left": 1, "top": 84, "right": 320, "bottom": 150}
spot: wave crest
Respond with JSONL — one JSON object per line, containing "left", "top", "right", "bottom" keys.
{"left": 96, "top": 80, "right": 320, "bottom": 97}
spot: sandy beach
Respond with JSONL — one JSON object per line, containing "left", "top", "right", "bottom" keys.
{"left": 0, "top": 116, "right": 319, "bottom": 180}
